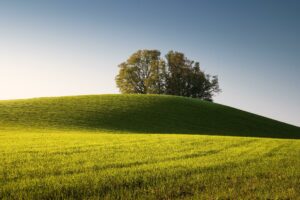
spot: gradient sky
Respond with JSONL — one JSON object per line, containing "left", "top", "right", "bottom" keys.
{"left": 0, "top": 0, "right": 299, "bottom": 126}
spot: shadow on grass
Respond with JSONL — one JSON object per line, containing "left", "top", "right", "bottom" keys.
{"left": 72, "top": 98, "right": 300, "bottom": 139}
{"left": 1, "top": 95, "right": 300, "bottom": 139}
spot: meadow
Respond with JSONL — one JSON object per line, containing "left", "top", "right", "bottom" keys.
{"left": 0, "top": 95, "right": 300, "bottom": 199}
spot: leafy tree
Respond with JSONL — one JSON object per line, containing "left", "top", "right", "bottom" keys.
{"left": 165, "top": 51, "right": 220, "bottom": 101}
{"left": 116, "top": 49, "right": 221, "bottom": 101}
{"left": 115, "top": 50, "right": 166, "bottom": 94}
{"left": 165, "top": 51, "right": 186, "bottom": 96}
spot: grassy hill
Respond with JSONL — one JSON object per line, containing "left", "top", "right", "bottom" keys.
{"left": 0, "top": 94, "right": 299, "bottom": 138}
{"left": 1, "top": 94, "right": 300, "bottom": 199}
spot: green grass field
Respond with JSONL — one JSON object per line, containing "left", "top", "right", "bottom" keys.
{"left": 1, "top": 94, "right": 300, "bottom": 199}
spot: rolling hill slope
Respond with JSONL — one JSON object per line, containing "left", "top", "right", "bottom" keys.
{"left": 0, "top": 94, "right": 299, "bottom": 138}
{"left": 1, "top": 94, "right": 300, "bottom": 199}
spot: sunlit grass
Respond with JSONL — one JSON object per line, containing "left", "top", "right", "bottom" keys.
{"left": 0, "top": 95, "right": 299, "bottom": 199}
{"left": 1, "top": 130, "right": 299, "bottom": 199}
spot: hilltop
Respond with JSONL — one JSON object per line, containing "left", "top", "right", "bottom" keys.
{"left": 1, "top": 94, "right": 300, "bottom": 199}
{"left": 0, "top": 94, "right": 299, "bottom": 138}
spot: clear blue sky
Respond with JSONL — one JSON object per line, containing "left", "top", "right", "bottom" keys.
{"left": 0, "top": 0, "right": 299, "bottom": 126}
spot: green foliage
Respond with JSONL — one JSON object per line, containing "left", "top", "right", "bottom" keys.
{"left": 115, "top": 50, "right": 166, "bottom": 94}
{"left": 0, "top": 94, "right": 299, "bottom": 138}
{"left": 116, "top": 50, "right": 220, "bottom": 101}
{"left": 165, "top": 51, "right": 220, "bottom": 101}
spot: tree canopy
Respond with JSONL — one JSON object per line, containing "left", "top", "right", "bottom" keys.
{"left": 116, "top": 49, "right": 221, "bottom": 101}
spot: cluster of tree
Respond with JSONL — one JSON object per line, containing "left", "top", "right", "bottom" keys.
{"left": 115, "top": 49, "right": 221, "bottom": 101}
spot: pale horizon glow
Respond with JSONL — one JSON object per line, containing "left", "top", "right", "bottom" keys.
{"left": 0, "top": 0, "right": 299, "bottom": 127}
